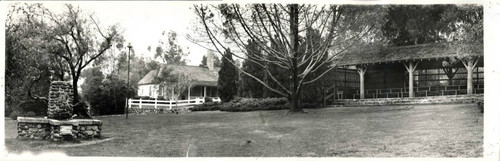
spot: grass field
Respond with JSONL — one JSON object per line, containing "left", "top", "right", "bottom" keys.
{"left": 4, "top": 103, "right": 483, "bottom": 157}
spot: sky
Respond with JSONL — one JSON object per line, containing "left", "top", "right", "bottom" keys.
{"left": 43, "top": 1, "right": 210, "bottom": 66}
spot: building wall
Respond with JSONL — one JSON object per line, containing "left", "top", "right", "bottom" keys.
{"left": 139, "top": 84, "right": 218, "bottom": 100}
{"left": 138, "top": 84, "right": 158, "bottom": 98}
{"left": 365, "top": 69, "right": 406, "bottom": 90}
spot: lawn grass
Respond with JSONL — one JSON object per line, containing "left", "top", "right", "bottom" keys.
{"left": 4, "top": 103, "right": 483, "bottom": 157}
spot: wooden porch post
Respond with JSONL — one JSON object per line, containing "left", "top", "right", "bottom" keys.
{"left": 356, "top": 65, "right": 367, "bottom": 99}
{"left": 171, "top": 87, "right": 175, "bottom": 100}
{"left": 404, "top": 61, "right": 419, "bottom": 98}
{"left": 187, "top": 85, "right": 191, "bottom": 101}
{"left": 462, "top": 57, "right": 478, "bottom": 95}
{"left": 203, "top": 86, "right": 207, "bottom": 98}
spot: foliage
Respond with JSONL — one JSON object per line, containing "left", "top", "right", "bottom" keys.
{"left": 192, "top": 97, "right": 289, "bottom": 112}
{"left": 5, "top": 3, "right": 57, "bottom": 116}
{"left": 17, "top": 100, "right": 48, "bottom": 116}
{"left": 446, "top": 5, "right": 483, "bottom": 60}
{"left": 382, "top": 5, "right": 483, "bottom": 56}
{"left": 153, "top": 66, "right": 192, "bottom": 100}
{"left": 81, "top": 67, "right": 135, "bottom": 115}
{"left": 25, "top": 111, "right": 36, "bottom": 117}
{"left": 9, "top": 111, "right": 20, "bottom": 120}
{"left": 154, "top": 30, "right": 188, "bottom": 65}
{"left": 200, "top": 54, "right": 221, "bottom": 67}
{"left": 44, "top": 4, "right": 123, "bottom": 103}
{"left": 112, "top": 52, "right": 159, "bottom": 92}
{"left": 5, "top": 3, "right": 123, "bottom": 117}
{"left": 218, "top": 49, "right": 239, "bottom": 102}
{"left": 191, "top": 102, "right": 222, "bottom": 111}
{"left": 194, "top": 4, "right": 386, "bottom": 112}
{"left": 383, "top": 5, "right": 457, "bottom": 46}
{"left": 241, "top": 40, "right": 266, "bottom": 98}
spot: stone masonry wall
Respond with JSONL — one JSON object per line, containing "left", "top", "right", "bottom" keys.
{"left": 17, "top": 121, "right": 51, "bottom": 140}
{"left": 17, "top": 117, "right": 103, "bottom": 141}
{"left": 47, "top": 81, "right": 74, "bottom": 120}
{"left": 76, "top": 120, "right": 103, "bottom": 139}
{"left": 336, "top": 94, "right": 483, "bottom": 106}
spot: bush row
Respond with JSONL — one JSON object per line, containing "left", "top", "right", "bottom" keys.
{"left": 192, "top": 97, "right": 321, "bottom": 112}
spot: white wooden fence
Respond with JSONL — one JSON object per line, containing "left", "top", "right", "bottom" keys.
{"left": 128, "top": 97, "right": 221, "bottom": 109}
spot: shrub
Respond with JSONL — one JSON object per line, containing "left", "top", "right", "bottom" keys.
{"left": 9, "top": 111, "right": 20, "bottom": 120}
{"left": 477, "top": 101, "right": 484, "bottom": 113}
{"left": 219, "top": 97, "right": 288, "bottom": 112}
{"left": 5, "top": 106, "right": 12, "bottom": 117}
{"left": 192, "top": 102, "right": 222, "bottom": 111}
{"left": 18, "top": 100, "right": 47, "bottom": 116}
{"left": 192, "top": 97, "right": 325, "bottom": 112}
{"left": 25, "top": 111, "right": 36, "bottom": 117}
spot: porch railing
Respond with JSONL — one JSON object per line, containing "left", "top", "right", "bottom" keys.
{"left": 127, "top": 97, "right": 221, "bottom": 109}
{"left": 347, "top": 84, "right": 483, "bottom": 99}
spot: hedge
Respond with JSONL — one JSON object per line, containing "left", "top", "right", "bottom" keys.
{"left": 192, "top": 97, "right": 321, "bottom": 112}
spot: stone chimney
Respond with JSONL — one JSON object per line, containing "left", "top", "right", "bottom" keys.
{"left": 207, "top": 50, "right": 214, "bottom": 71}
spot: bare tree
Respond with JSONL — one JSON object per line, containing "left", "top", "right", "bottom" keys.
{"left": 193, "top": 4, "right": 385, "bottom": 112}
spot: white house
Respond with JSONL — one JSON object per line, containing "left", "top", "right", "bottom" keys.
{"left": 137, "top": 50, "right": 220, "bottom": 100}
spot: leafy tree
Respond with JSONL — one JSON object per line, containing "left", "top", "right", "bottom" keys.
{"left": 241, "top": 39, "right": 266, "bottom": 98}
{"left": 5, "top": 3, "right": 65, "bottom": 115}
{"left": 382, "top": 5, "right": 456, "bottom": 46}
{"left": 43, "top": 4, "right": 123, "bottom": 104}
{"left": 154, "top": 30, "right": 188, "bottom": 65}
{"left": 153, "top": 66, "right": 192, "bottom": 101}
{"left": 218, "top": 49, "right": 239, "bottom": 102}
{"left": 81, "top": 67, "right": 135, "bottom": 115}
{"left": 383, "top": 5, "right": 482, "bottom": 94}
{"left": 114, "top": 51, "right": 159, "bottom": 90}
{"left": 300, "top": 28, "right": 336, "bottom": 106}
{"left": 200, "top": 55, "right": 221, "bottom": 67}
{"left": 194, "top": 4, "right": 385, "bottom": 112}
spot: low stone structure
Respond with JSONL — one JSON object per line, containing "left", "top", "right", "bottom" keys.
{"left": 17, "top": 117, "right": 102, "bottom": 141}
{"left": 17, "top": 118, "right": 50, "bottom": 140}
{"left": 17, "top": 81, "right": 104, "bottom": 142}
{"left": 336, "top": 94, "right": 483, "bottom": 106}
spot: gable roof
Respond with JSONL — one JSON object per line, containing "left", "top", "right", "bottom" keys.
{"left": 138, "top": 65, "right": 220, "bottom": 86}
{"left": 337, "top": 42, "right": 483, "bottom": 66}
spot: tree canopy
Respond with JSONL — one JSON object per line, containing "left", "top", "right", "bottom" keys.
{"left": 194, "top": 4, "right": 386, "bottom": 112}
{"left": 5, "top": 3, "right": 124, "bottom": 116}
{"left": 154, "top": 30, "right": 189, "bottom": 65}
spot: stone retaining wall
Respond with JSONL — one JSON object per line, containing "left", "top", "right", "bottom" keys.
{"left": 76, "top": 119, "right": 103, "bottom": 139}
{"left": 17, "top": 120, "right": 50, "bottom": 140}
{"left": 336, "top": 94, "right": 483, "bottom": 106}
{"left": 17, "top": 117, "right": 103, "bottom": 141}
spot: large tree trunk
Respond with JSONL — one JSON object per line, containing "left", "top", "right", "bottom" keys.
{"left": 72, "top": 76, "right": 79, "bottom": 104}
{"left": 288, "top": 4, "right": 303, "bottom": 113}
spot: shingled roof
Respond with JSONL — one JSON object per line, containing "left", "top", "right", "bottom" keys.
{"left": 138, "top": 65, "right": 220, "bottom": 86}
{"left": 337, "top": 42, "right": 483, "bottom": 66}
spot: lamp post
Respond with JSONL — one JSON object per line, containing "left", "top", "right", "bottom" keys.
{"left": 126, "top": 44, "right": 132, "bottom": 119}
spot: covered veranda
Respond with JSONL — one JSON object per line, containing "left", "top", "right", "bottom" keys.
{"left": 333, "top": 42, "right": 483, "bottom": 99}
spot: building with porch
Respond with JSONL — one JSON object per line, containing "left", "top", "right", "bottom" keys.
{"left": 137, "top": 51, "right": 220, "bottom": 101}
{"left": 330, "top": 42, "right": 483, "bottom": 100}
